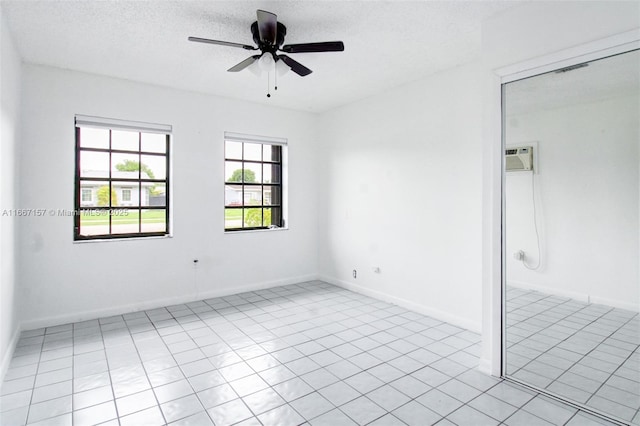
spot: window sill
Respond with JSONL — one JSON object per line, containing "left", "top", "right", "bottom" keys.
{"left": 224, "top": 227, "right": 289, "bottom": 235}
{"left": 73, "top": 234, "right": 173, "bottom": 244}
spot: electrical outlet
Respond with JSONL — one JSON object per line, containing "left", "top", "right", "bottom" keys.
{"left": 352, "top": 269, "right": 357, "bottom": 279}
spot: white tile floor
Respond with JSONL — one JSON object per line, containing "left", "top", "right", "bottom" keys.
{"left": 506, "top": 286, "right": 639, "bottom": 425}
{"left": 0, "top": 281, "right": 624, "bottom": 426}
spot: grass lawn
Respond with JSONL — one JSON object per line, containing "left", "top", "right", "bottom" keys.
{"left": 81, "top": 209, "right": 165, "bottom": 226}
{"left": 224, "top": 208, "right": 268, "bottom": 220}
{"left": 225, "top": 209, "right": 242, "bottom": 221}
{"left": 82, "top": 209, "right": 269, "bottom": 226}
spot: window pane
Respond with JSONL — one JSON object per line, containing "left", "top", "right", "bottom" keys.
{"left": 79, "top": 210, "right": 110, "bottom": 237}
{"left": 79, "top": 180, "right": 106, "bottom": 207}
{"left": 111, "top": 208, "right": 139, "bottom": 234}
{"left": 263, "top": 186, "right": 281, "bottom": 206}
{"left": 244, "top": 143, "right": 262, "bottom": 161}
{"left": 141, "top": 155, "right": 166, "bottom": 180}
{"left": 225, "top": 184, "right": 242, "bottom": 206}
{"left": 79, "top": 127, "right": 109, "bottom": 149}
{"left": 141, "top": 209, "right": 166, "bottom": 233}
{"left": 225, "top": 141, "right": 242, "bottom": 160}
{"left": 112, "top": 153, "right": 140, "bottom": 179}
{"left": 244, "top": 208, "right": 262, "bottom": 227}
{"left": 148, "top": 183, "right": 166, "bottom": 207}
{"left": 244, "top": 187, "right": 262, "bottom": 206}
{"left": 111, "top": 130, "right": 139, "bottom": 151}
{"left": 141, "top": 133, "right": 166, "bottom": 153}
{"left": 80, "top": 181, "right": 113, "bottom": 207}
{"left": 263, "top": 144, "right": 281, "bottom": 162}
{"left": 263, "top": 164, "right": 280, "bottom": 184}
{"left": 225, "top": 161, "right": 243, "bottom": 182}
{"left": 243, "top": 163, "right": 261, "bottom": 183}
{"left": 225, "top": 208, "right": 242, "bottom": 229}
{"left": 80, "top": 151, "right": 109, "bottom": 178}
{"left": 116, "top": 182, "right": 139, "bottom": 207}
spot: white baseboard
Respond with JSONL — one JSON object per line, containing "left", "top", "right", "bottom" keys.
{"left": 590, "top": 295, "right": 638, "bottom": 313}
{"left": 320, "top": 275, "right": 481, "bottom": 333}
{"left": 20, "top": 274, "right": 320, "bottom": 331}
{"left": 508, "top": 280, "right": 638, "bottom": 312}
{"left": 478, "top": 357, "right": 498, "bottom": 377}
{"left": 1, "top": 327, "right": 21, "bottom": 383}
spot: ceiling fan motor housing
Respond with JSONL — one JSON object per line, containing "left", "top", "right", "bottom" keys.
{"left": 251, "top": 21, "right": 287, "bottom": 51}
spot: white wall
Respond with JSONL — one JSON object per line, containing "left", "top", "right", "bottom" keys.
{"left": 0, "top": 7, "right": 22, "bottom": 377}
{"left": 480, "top": 1, "right": 640, "bottom": 374}
{"left": 318, "top": 62, "right": 484, "bottom": 332}
{"left": 505, "top": 95, "right": 639, "bottom": 310}
{"left": 17, "top": 64, "right": 319, "bottom": 329}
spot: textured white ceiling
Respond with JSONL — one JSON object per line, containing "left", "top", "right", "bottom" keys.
{"left": 2, "top": 0, "right": 518, "bottom": 113}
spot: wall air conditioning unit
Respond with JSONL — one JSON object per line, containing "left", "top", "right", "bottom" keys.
{"left": 505, "top": 146, "right": 533, "bottom": 172}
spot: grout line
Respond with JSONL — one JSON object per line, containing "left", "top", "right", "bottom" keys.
{"left": 98, "top": 319, "right": 122, "bottom": 425}
{"left": 23, "top": 327, "right": 46, "bottom": 424}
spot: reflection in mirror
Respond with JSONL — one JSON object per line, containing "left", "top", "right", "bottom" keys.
{"left": 503, "top": 50, "right": 639, "bottom": 424}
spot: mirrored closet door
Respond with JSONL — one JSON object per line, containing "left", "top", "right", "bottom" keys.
{"left": 503, "top": 49, "right": 640, "bottom": 424}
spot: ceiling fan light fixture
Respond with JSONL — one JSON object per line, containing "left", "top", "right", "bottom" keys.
{"left": 258, "top": 53, "right": 275, "bottom": 71}
{"left": 248, "top": 61, "right": 262, "bottom": 77}
{"left": 189, "top": 9, "right": 344, "bottom": 80}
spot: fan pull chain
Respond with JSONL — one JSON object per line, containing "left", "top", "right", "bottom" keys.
{"left": 274, "top": 63, "right": 278, "bottom": 91}
{"left": 266, "top": 71, "right": 271, "bottom": 98}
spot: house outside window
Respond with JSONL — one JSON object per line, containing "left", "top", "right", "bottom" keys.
{"left": 224, "top": 132, "right": 286, "bottom": 231}
{"left": 74, "top": 115, "right": 171, "bottom": 240}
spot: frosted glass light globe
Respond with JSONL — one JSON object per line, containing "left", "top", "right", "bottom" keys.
{"left": 276, "top": 58, "right": 290, "bottom": 77}
{"left": 258, "top": 53, "right": 274, "bottom": 71}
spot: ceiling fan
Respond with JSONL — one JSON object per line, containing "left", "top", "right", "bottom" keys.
{"left": 188, "top": 9, "right": 344, "bottom": 78}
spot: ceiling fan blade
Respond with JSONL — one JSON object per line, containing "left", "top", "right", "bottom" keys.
{"left": 281, "top": 41, "right": 344, "bottom": 53}
{"left": 278, "top": 55, "right": 312, "bottom": 77}
{"left": 188, "top": 37, "right": 256, "bottom": 50}
{"left": 256, "top": 10, "right": 277, "bottom": 45}
{"left": 228, "top": 55, "right": 261, "bottom": 72}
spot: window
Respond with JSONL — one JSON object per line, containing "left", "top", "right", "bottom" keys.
{"left": 81, "top": 189, "right": 92, "bottom": 203}
{"left": 74, "top": 115, "right": 171, "bottom": 240}
{"left": 224, "top": 132, "right": 286, "bottom": 231}
{"left": 122, "top": 188, "right": 132, "bottom": 202}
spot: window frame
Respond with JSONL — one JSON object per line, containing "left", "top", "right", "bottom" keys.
{"left": 74, "top": 116, "right": 171, "bottom": 241}
{"left": 224, "top": 133, "right": 287, "bottom": 232}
